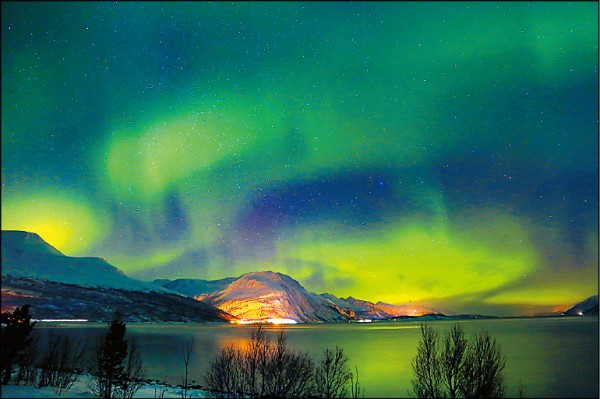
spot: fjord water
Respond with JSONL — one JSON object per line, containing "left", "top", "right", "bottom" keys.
{"left": 41, "top": 317, "right": 598, "bottom": 398}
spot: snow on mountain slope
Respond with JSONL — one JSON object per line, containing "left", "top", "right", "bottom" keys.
{"left": 563, "top": 294, "right": 599, "bottom": 316}
{"left": 158, "top": 271, "right": 442, "bottom": 322}
{"left": 2, "top": 230, "right": 65, "bottom": 256}
{"left": 2, "top": 275, "right": 235, "bottom": 323}
{"left": 1, "top": 230, "right": 166, "bottom": 292}
{"left": 317, "top": 294, "right": 439, "bottom": 319}
{"left": 195, "top": 271, "right": 348, "bottom": 323}
{"left": 158, "top": 277, "right": 237, "bottom": 297}
{"left": 373, "top": 301, "right": 439, "bottom": 317}
{"left": 341, "top": 296, "right": 395, "bottom": 319}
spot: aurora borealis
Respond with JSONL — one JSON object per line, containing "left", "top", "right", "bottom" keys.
{"left": 1, "top": 2, "right": 598, "bottom": 316}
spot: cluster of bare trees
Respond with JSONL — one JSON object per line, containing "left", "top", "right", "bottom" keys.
{"left": 1, "top": 306, "right": 145, "bottom": 398}
{"left": 2, "top": 306, "right": 89, "bottom": 394}
{"left": 204, "top": 325, "right": 362, "bottom": 398}
{"left": 32, "top": 331, "right": 88, "bottom": 395}
{"left": 411, "top": 324, "right": 509, "bottom": 399}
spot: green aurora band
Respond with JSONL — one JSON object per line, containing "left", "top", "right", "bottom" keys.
{"left": 1, "top": 2, "right": 598, "bottom": 316}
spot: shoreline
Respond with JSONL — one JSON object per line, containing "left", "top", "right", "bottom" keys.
{"left": 1, "top": 372, "right": 211, "bottom": 398}
{"left": 29, "top": 313, "right": 598, "bottom": 325}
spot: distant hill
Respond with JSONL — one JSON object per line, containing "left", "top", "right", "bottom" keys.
{"left": 342, "top": 296, "right": 439, "bottom": 319}
{"left": 2, "top": 230, "right": 163, "bottom": 292}
{"left": 157, "top": 277, "right": 237, "bottom": 298}
{"left": 563, "top": 294, "right": 599, "bottom": 316}
{"left": 314, "top": 294, "right": 439, "bottom": 319}
{"left": 374, "top": 301, "right": 439, "bottom": 317}
{"left": 1, "top": 275, "right": 235, "bottom": 323}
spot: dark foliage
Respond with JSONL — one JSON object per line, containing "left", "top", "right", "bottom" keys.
{"left": 1, "top": 305, "right": 36, "bottom": 384}
{"left": 314, "top": 346, "right": 352, "bottom": 399}
{"left": 205, "top": 326, "right": 361, "bottom": 398}
{"left": 458, "top": 331, "right": 506, "bottom": 399}
{"left": 411, "top": 324, "right": 506, "bottom": 399}
{"left": 89, "top": 314, "right": 145, "bottom": 398}
{"left": 411, "top": 324, "right": 442, "bottom": 398}
{"left": 205, "top": 326, "right": 316, "bottom": 398}
{"left": 34, "top": 330, "right": 88, "bottom": 395}
{"left": 205, "top": 346, "right": 245, "bottom": 399}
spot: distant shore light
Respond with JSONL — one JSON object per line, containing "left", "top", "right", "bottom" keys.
{"left": 231, "top": 318, "right": 298, "bottom": 325}
{"left": 33, "top": 319, "right": 89, "bottom": 322}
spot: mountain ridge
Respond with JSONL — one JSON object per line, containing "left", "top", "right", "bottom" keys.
{"left": 2, "top": 230, "right": 164, "bottom": 292}
{"left": 5, "top": 230, "right": 595, "bottom": 323}
{"left": 562, "top": 294, "right": 599, "bottom": 316}
{"left": 1, "top": 230, "right": 238, "bottom": 323}
{"left": 194, "top": 271, "right": 348, "bottom": 323}
{"left": 157, "top": 271, "right": 442, "bottom": 323}
{"left": 1, "top": 275, "right": 235, "bottom": 323}
{"left": 156, "top": 276, "right": 240, "bottom": 298}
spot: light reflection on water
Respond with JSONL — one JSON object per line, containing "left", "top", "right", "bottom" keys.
{"left": 36, "top": 317, "right": 598, "bottom": 398}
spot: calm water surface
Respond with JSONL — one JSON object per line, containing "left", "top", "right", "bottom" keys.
{"left": 39, "top": 317, "right": 598, "bottom": 398}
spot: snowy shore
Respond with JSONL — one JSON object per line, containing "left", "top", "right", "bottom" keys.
{"left": 1, "top": 373, "right": 210, "bottom": 398}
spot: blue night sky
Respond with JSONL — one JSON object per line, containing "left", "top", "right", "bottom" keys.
{"left": 2, "top": 2, "right": 598, "bottom": 316}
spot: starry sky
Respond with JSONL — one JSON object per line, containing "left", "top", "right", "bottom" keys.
{"left": 2, "top": 2, "right": 598, "bottom": 316}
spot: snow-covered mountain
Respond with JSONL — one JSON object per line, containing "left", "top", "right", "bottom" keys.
{"left": 1, "top": 230, "right": 235, "bottom": 322}
{"left": 373, "top": 301, "right": 439, "bottom": 317}
{"left": 2, "top": 275, "right": 235, "bottom": 323}
{"left": 156, "top": 277, "right": 237, "bottom": 298}
{"left": 562, "top": 294, "right": 599, "bottom": 316}
{"left": 194, "top": 271, "right": 348, "bottom": 323}
{"left": 331, "top": 296, "right": 439, "bottom": 319}
{"left": 157, "top": 271, "right": 440, "bottom": 323}
{"left": 2, "top": 230, "right": 164, "bottom": 292}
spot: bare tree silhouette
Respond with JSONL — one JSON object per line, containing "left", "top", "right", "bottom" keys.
{"left": 411, "top": 324, "right": 507, "bottom": 399}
